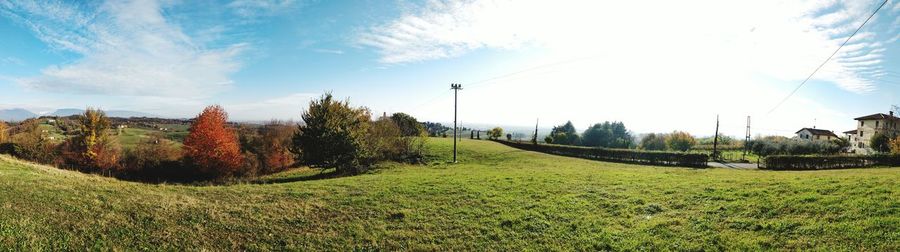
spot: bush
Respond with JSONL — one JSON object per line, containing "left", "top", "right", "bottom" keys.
{"left": 581, "top": 121, "right": 633, "bottom": 148}
{"left": 763, "top": 154, "right": 900, "bottom": 170}
{"left": 183, "top": 105, "right": 244, "bottom": 178}
{"left": 544, "top": 136, "right": 553, "bottom": 144}
{"left": 749, "top": 137, "right": 842, "bottom": 156}
{"left": 0, "top": 121, "right": 7, "bottom": 143}
{"left": 119, "top": 138, "right": 186, "bottom": 181}
{"left": 365, "top": 116, "right": 426, "bottom": 163}
{"left": 9, "top": 120, "right": 59, "bottom": 165}
{"left": 665, "top": 131, "right": 696, "bottom": 152}
{"left": 495, "top": 140, "right": 708, "bottom": 168}
{"left": 239, "top": 121, "right": 297, "bottom": 175}
{"left": 639, "top": 133, "right": 667, "bottom": 151}
{"left": 292, "top": 93, "right": 372, "bottom": 173}
{"left": 488, "top": 127, "right": 503, "bottom": 140}
{"left": 550, "top": 121, "right": 580, "bottom": 145}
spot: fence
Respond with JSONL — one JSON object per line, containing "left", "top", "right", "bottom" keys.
{"left": 494, "top": 140, "right": 708, "bottom": 168}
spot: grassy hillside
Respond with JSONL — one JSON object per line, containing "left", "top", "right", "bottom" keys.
{"left": 1, "top": 138, "right": 897, "bottom": 250}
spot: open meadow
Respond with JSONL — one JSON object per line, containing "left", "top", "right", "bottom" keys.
{"left": 1, "top": 138, "right": 897, "bottom": 250}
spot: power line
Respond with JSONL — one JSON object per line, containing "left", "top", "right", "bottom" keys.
{"left": 767, "top": 0, "right": 889, "bottom": 114}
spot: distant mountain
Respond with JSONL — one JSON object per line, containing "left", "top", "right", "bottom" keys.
{"left": 0, "top": 108, "right": 38, "bottom": 122}
{"left": 48, "top": 108, "right": 159, "bottom": 118}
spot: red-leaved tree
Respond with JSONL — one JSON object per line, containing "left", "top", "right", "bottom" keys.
{"left": 184, "top": 105, "right": 243, "bottom": 178}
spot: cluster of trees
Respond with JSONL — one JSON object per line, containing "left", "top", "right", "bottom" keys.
{"left": 540, "top": 121, "right": 699, "bottom": 152}
{"left": 0, "top": 93, "right": 428, "bottom": 181}
{"left": 748, "top": 136, "right": 847, "bottom": 156}
{"left": 637, "top": 131, "right": 698, "bottom": 152}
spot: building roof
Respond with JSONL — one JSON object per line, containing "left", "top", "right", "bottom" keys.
{"left": 854, "top": 113, "right": 899, "bottom": 121}
{"left": 843, "top": 129, "right": 857, "bottom": 134}
{"left": 796, "top": 128, "right": 838, "bottom": 137}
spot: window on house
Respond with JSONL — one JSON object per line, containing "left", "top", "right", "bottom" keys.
{"left": 861, "top": 121, "right": 865, "bottom": 127}
{"left": 876, "top": 121, "right": 879, "bottom": 127}
{"left": 860, "top": 131, "right": 864, "bottom": 137}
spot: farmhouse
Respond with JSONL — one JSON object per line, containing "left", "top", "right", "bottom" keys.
{"left": 844, "top": 111, "right": 900, "bottom": 154}
{"left": 795, "top": 128, "right": 838, "bottom": 141}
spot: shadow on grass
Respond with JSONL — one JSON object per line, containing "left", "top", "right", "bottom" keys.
{"left": 251, "top": 168, "right": 350, "bottom": 184}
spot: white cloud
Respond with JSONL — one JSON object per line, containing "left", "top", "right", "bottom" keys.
{"left": 0, "top": 0, "right": 246, "bottom": 97}
{"left": 313, "top": 48, "right": 345, "bottom": 55}
{"left": 358, "top": 0, "right": 894, "bottom": 94}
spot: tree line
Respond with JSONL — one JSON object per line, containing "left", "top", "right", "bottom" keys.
{"left": 541, "top": 121, "right": 698, "bottom": 152}
{"left": 0, "top": 93, "right": 428, "bottom": 182}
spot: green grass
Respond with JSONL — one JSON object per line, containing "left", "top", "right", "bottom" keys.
{"left": 1, "top": 138, "right": 897, "bottom": 250}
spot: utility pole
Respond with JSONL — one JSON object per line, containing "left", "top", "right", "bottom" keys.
{"left": 713, "top": 114, "right": 720, "bottom": 160}
{"left": 451, "top": 83, "right": 462, "bottom": 163}
{"left": 743, "top": 116, "right": 751, "bottom": 160}
{"left": 533, "top": 118, "right": 539, "bottom": 144}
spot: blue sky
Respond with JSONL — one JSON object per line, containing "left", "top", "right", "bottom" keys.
{"left": 1, "top": 0, "right": 899, "bottom": 137}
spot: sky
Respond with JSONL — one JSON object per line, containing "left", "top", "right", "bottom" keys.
{"left": 1, "top": 0, "right": 899, "bottom": 137}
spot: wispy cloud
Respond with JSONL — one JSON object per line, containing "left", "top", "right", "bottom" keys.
{"left": 227, "top": 0, "right": 297, "bottom": 19}
{"left": 1, "top": 56, "right": 24, "bottom": 66}
{"left": 357, "top": 0, "right": 895, "bottom": 93}
{"left": 312, "top": 48, "right": 344, "bottom": 55}
{"left": 0, "top": 0, "right": 246, "bottom": 97}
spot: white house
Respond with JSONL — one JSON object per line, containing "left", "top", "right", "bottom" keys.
{"left": 795, "top": 128, "right": 838, "bottom": 141}
{"left": 844, "top": 112, "right": 900, "bottom": 154}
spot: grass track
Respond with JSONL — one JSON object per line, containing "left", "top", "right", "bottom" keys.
{"left": 0, "top": 138, "right": 897, "bottom": 250}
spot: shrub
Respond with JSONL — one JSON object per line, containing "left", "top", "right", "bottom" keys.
{"left": 239, "top": 121, "right": 297, "bottom": 175}
{"left": 763, "top": 154, "right": 900, "bottom": 170}
{"left": 292, "top": 93, "right": 372, "bottom": 173}
{"left": 544, "top": 136, "right": 553, "bottom": 144}
{"left": 183, "top": 105, "right": 243, "bottom": 178}
{"left": 496, "top": 140, "right": 707, "bottom": 167}
{"left": 665, "top": 131, "right": 696, "bottom": 152}
{"left": 506, "top": 133, "right": 512, "bottom": 141}
{"left": 0, "top": 121, "right": 7, "bottom": 143}
{"left": 639, "top": 133, "right": 667, "bottom": 151}
{"left": 9, "top": 121, "right": 58, "bottom": 164}
{"left": 749, "top": 137, "right": 842, "bottom": 156}
{"left": 119, "top": 137, "right": 185, "bottom": 181}
{"left": 488, "top": 127, "right": 503, "bottom": 140}
{"left": 61, "top": 108, "right": 121, "bottom": 172}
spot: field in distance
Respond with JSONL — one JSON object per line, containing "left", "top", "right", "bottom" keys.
{"left": 0, "top": 138, "right": 897, "bottom": 250}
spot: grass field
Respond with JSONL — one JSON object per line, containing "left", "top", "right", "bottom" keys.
{"left": 0, "top": 138, "right": 897, "bottom": 250}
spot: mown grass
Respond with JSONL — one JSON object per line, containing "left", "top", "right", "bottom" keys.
{"left": 0, "top": 138, "right": 897, "bottom": 250}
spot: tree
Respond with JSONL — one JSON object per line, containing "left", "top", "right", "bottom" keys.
{"left": 488, "top": 127, "right": 503, "bottom": 140}
{"left": 544, "top": 136, "right": 553, "bottom": 144}
{"left": 550, "top": 121, "right": 580, "bottom": 145}
{"left": 9, "top": 120, "right": 57, "bottom": 164}
{"left": 0, "top": 121, "right": 7, "bottom": 143}
{"left": 581, "top": 121, "right": 633, "bottom": 148}
{"left": 62, "top": 108, "right": 120, "bottom": 172}
{"left": 506, "top": 133, "right": 512, "bottom": 141}
{"left": 665, "top": 131, "right": 696, "bottom": 152}
{"left": 889, "top": 136, "right": 900, "bottom": 154}
{"left": 183, "top": 105, "right": 243, "bottom": 178}
{"left": 639, "top": 133, "right": 667, "bottom": 150}
{"left": 870, "top": 131, "right": 893, "bottom": 153}
{"left": 238, "top": 121, "right": 297, "bottom": 175}
{"left": 292, "top": 93, "right": 372, "bottom": 173}
{"left": 390, "top": 113, "right": 425, "bottom": 137}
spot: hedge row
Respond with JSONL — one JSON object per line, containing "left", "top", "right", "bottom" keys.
{"left": 494, "top": 140, "right": 708, "bottom": 168}
{"left": 763, "top": 154, "right": 900, "bottom": 170}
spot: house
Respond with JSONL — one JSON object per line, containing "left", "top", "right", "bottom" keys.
{"left": 844, "top": 111, "right": 900, "bottom": 154}
{"left": 795, "top": 128, "right": 838, "bottom": 141}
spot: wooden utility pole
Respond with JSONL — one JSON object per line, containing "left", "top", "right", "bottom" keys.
{"left": 451, "top": 83, "right": 462, "bottom": 163}
{"left": 713, "top": 115, "right": 720, "bottom": 160}
{"left": 743, "top": 116, "right": 751, "bottom": 160}
{"left": 533, "top": 118, "right": 539, "bottom": 144}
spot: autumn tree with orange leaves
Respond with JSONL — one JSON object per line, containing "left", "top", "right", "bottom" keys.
{"left": 184, "top": 105, "right": 243, "bottom": 178}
